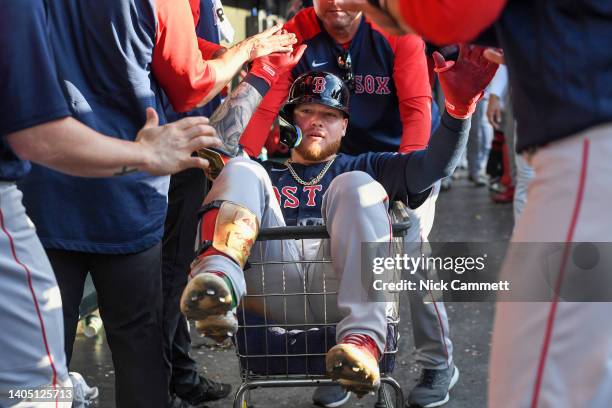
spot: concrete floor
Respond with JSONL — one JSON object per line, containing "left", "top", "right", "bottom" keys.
{"left": 70, "top": 172, "right": 514, "bottom": 407}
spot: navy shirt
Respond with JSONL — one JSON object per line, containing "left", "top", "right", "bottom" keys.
{"left": 18, "top": 0, "right": 167, "bottom": 253}
{"left": 467, "top": 1, "right": 612, "bottom": 151}
{"left": 264, "top": 112, "right": 469, "bottom": 226}
{"left": 0, "top": 0, "right": 71, "bottom": 181}
{"left": 496, "top": 1, "right": 612, "bottom": 151}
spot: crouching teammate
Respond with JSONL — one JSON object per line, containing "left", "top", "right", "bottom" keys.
{"left": 181, "top": 46, "right": 496, "bottom": 396}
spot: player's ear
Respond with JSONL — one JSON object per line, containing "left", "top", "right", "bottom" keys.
{"left": 341, "top": 118, "right": 348, "bottom": 136}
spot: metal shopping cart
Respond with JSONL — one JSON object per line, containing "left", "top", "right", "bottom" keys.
{"left": 231, "top": 202, "right": 411, "bottom": 408}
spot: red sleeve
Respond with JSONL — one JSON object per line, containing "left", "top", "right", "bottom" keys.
{"left": 240, "top": 70, "right": 294, "bottom": 157}
{"left": 388, "top": 34, "right": 432, "bottom": 153}
{"left": 397, "top": 96, "right": 431, "bottom": 152}
{"left": 188, "top": 0, "right": 200, "bottom": 26}
{"left": 398, "top": 0, "right": 507, "bottom": 45}
{"left": 197, "top": 38, "right": 225, "bottom": 60}
{"left": 239, "top": 8, "right": 320, "bottom": 157}
{"left": 284, "top": 7, "right": 321, "bottom": 43}
{"left": 152, "top": 0, "right": 216, "bottom": 112}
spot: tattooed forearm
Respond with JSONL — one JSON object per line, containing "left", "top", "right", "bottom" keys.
{"left": 208, "top": 81, "right": 263, "bottom": 156}
{"left": 113, "top": 166, "right": 139, "bottom": 176}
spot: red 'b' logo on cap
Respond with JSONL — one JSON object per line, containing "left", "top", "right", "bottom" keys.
{"left": 312, "top": 77, "right": 326, "bottom": 93}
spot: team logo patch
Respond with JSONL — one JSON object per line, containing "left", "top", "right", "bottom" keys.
{"left": 312, "top": 76, "right": 327, "bottom": 93}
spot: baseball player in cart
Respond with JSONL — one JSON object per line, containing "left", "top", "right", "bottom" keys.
{"left": 182, "top": 45, "right": 497, "bottom": 399}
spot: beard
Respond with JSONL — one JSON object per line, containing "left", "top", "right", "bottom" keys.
{"left": 294, "top": 138, "right": 342, "bottom": 162}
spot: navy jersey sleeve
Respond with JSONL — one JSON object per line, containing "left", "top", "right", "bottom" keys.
{"left": 0, "top": 0, "right": 70, "bottom": 135}
{"left": 348, "top": 111, "right": 470, "bottom": 208}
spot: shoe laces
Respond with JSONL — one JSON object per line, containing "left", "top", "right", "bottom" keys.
{"left": 418, "top": 369, "right": 438, "bottom": 388}
{"left": 340, "top": 334, "right": 381, "bottom": 360}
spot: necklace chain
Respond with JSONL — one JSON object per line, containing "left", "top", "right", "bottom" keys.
{"left": 285, "top": 157, "right": 336, "bottom": 186}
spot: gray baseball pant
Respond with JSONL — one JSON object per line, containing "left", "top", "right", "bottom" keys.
{"left": 0, "top": 183, "right": 71, "bottom": 407}
{"left": 489, "top": 123, "right": 612, "bottom": 407}
{"left": 193, "top": 158, "right": 392, "bottom": 353}
{"left": 402, "top": 181, "right": 453, "bottom": 370}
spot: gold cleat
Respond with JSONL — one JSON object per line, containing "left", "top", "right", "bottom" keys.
{"left": 326, "top": 334, "right": 381, "bottom": 397}
{"left": 180, "top": 273, "right": 234, "bottom": 321}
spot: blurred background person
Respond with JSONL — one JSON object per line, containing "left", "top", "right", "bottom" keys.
{"left": 486, "top": 65, "right": 534, "bottom": 222}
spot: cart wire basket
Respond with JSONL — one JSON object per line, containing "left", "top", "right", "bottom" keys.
{"left": 231, "top": 202, "right": 411, "bottom": 408}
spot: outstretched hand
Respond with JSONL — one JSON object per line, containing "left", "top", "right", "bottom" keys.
{"left": 434, "top": 44, "right": 499, "bottom": 119}
{"left": 136, "top": 108, "right": 221, "bottom": 175}
{"left": 239, "top": 24, "right": 298, "bottom": 62}
{"left": 250, "top": 39, "right": 307, "bottom": 86}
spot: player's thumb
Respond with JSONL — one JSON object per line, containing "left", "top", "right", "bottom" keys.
{"left": 433, "top": 51, "right": 453, "bottom": 73}
{"left": 143, "top": 107, "right": 159, "bottom": 129}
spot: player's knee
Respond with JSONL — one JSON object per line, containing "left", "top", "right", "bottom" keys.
{"left": 329, "top": 171, "right": 373, "bottom": 190}
{"left": 326, "top": 171, "right": 387, "bottom": 206}
{"left": 222, "top": 157, "right": 270, "bottom": 184}
{"left": 225, "top": 156, "right": 262, "bottom": 171}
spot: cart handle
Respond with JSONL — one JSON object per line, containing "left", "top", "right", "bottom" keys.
{"left": 257, "top": 221, "right": 411, "bottom": 241}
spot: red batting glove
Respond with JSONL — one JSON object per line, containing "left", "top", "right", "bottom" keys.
{"left": 250, "top": 43, "right": 307, "bottom": 86}
{"left": 434, "top": 44, "right": 499, "bottom": 119}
